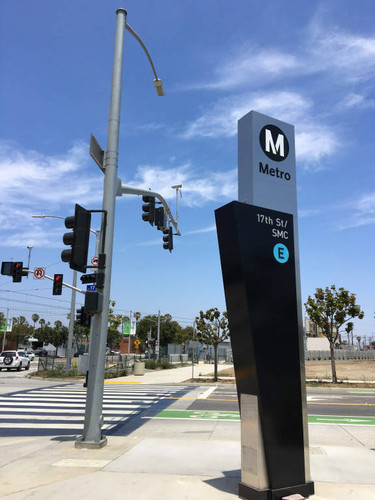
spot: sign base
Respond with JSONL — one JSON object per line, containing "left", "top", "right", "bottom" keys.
{"left": 239, "top": 481, "right": 314, "bottom": 500}
{"left": 215, "top": 201, "right": 313, "bottom": 496}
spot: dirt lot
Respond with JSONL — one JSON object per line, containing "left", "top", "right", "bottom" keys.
{"left": 217, "top": 360, "right": 375, "bottom": 386}
{"left": 304, "top": 360, "right": 375, "bottom": 381}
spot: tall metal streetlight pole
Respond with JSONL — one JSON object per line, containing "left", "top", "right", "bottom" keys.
{"left": 76, "top": 9, "right": 165, "bottom": 448}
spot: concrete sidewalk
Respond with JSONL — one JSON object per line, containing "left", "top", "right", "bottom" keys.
{"left": 1, "top": 363, "right": 374, "bottom": 499}
{"left": 107, "top": 360, "right": 224, "bottom": 384}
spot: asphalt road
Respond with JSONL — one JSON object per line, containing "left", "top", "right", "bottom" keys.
{"left": 0, "top": 375, "right": 374, "bottom": 437}
{"left": 187, "top": 385, "right": 375, "bottom": 419}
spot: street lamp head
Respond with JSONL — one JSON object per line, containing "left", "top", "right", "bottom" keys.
{"left": 32, "top": 215, "right": 45, "bottom": 218}
{"left": 153, "top": 78, "right": 165, "bottom": 96}
{"left": 171, "top": 184, "right": 182, "bottom": 190}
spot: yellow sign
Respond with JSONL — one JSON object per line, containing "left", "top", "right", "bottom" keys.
{"left": 134, "top": 339, "right": 140, "bottom": 348}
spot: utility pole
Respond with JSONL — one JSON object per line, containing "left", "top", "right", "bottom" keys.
{"left": 156, "top": 310, "right": 161, "bottom": 361}
{"left": 128, "top": 311, "right": 132, "bottom": 355}
{"left": 1, "top": 308, "right": 9, "bottom": 351}
{"left": 66, "top": 270, "right": 77, "bottom": 373}
{"left": 26, "top": 246, "right": 32, "bottom": 278}
{"left": 191, "top": 320, "right": 195, "bottom": 381}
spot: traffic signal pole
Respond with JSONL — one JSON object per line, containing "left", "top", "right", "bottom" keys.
{"left": 76, "top": 9, "right": 127, "bottom": 448}
{"left": 65, "top": 270, "right": 77, "bottom": 373}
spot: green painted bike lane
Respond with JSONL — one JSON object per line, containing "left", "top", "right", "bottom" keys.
{"left": 154, "top": 409, "right": 375, "bottom": 426}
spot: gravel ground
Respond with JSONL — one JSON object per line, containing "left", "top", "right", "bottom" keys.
{"left": 217, "top": 360, "right": 375, "bottom": 384}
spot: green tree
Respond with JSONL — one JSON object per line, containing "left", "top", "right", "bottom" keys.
{"left": 305, "top": 285, "right": 364, "bottom": 383}
{"left": 136, "top": 315, "right": 157, "bottom": 349}
{"left": 50, "top": 320, "right": 69, "bottom": 348}
{"left": 35, "top": 320, "right": 53, "bottom": 345}
{"left": 107, "top": 301, "right": 123, "bottom": 348}
{"left": 73, "top": 323, "right": 90, "bottom": 350}
{"left": 195, "top": 308, "right": 229, "bottom": 382}
{"left": 175, "top": 325, "right": 194, "bottom": 345}
{"left": 11, "top": 316, "right": 34, "bottom": 346}
{"left": 136, "top": 314, "right": 183, "bottom": 352}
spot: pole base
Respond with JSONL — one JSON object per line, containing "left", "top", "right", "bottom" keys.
{"left": 75, "top": 435, "right": 108, "bottom": 449}
{"left": 239, "top": 481, "right": 314, "bottom": 500}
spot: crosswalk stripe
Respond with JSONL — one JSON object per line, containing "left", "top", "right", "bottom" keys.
{"left": 0, "top": 401, "right": 156, "bottom": 408}
{"left": 1, "top": 396, "right": 158, "bottom": 403}
{"left": 0, "top": 384, "right": 185, "bottom": 436}
{"left": 0, "top": 406, "right": 146, "bottom": 413}
{"left": 0, "top": 413, "right": 136, "bottom": 421}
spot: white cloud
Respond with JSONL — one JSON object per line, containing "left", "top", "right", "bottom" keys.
{"left": 355, "top": 192, "right": 375, "bottom": 214}
{"left": 0, "top": 141, "right": 102, "bottom": 207}
{"left": 181, "top": 90, "right": 338, "bottom": 165}
{"left": 0, "top": 141, "right": 102, "bottom": 247}
{"left": 186, "top": 47, "right": 300, "bottom": 91}
{"left": 338, "top": 192, "right": 375, "bottom": 230}
{"left": 128, "top": 163, "right": 237, "bottom": 207}
{"left": 185, "top": 22, "right": 375, "bottom": 93}
{"left": 185, "top": 225, "right": 216, "bottom": 235}
{"left": 181, "top": 91, "right": 312, "bottom": 139}
{"left": 309, "top": 24, "right": 375, "bottom": 82}
{"left": 340, "top": 93, "right": 375, "bottom": 110}
{"left": 295, "top": 125, "right": 338, "bottom": 164}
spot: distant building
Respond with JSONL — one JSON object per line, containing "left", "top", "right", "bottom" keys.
{"left": 305, "top": 317, "right": 338, "bottom": 338}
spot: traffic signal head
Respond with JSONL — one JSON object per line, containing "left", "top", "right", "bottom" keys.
{"left": 61, "top": 204, "right": 91, "bottom": 273}
{"left": 162, "top": 227, "right": 173, "bottom": 252}
{"left": 1, "top": 261, "right": 25, "bottom": 281}
{"left": 1, "top": 262, "right": 13, "bottom": 276}
{"left": 12, "top": 262, "right": 23, "bottom": 282}
{"left": 53, "top": 274, "right": 63, "bottom": 295}
{"left": 155, "top": 206, "right": 166, "bottom": 230}
{"left": 76, "top": 306, "right": 91, "bottom": 328}
{"left": 142, "top": 196, "right": 155, "bottom": 225}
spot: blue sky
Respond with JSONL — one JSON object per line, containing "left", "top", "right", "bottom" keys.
{"left": 1, "top": 0, "right": 375, "bottom": 341}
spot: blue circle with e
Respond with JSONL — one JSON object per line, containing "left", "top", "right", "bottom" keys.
{"left": 273, "top": 243, "right": 289, "bottom": 263}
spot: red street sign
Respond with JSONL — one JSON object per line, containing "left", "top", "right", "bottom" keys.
{"left": 91, "top": 257, "right": 98, "bottom": 267}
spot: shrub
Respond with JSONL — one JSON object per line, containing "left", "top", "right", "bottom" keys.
{"left": 144, "top": 359, "right": 174, "bottom": 370}
{"left": 42, "top": 366, "right": 80, "bottom": 378}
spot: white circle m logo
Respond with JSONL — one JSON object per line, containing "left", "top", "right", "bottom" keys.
{"left": 259, "top": 124, "right": 289, "bottom": 162}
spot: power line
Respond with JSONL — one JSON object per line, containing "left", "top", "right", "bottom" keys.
{"left": 1, "top": 289, "right": 73, "bottom": 305}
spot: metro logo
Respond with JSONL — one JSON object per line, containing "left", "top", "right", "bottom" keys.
{"left": 265, "top": 128, "right": 285, "bottom": 157}
{"left": 259, "top": 124, "right": 289, "bottom": 162}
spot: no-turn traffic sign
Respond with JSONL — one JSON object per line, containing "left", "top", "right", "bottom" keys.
{"left": 33, "top": 267, "right": 45, "bottom": 279}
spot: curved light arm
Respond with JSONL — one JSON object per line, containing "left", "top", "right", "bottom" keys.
{"left": 32, "top": 214, "right": 65, "bottom": 220}
{"left": 120, "top": 183, "right": 180, "bottom": 236}
{"left": 125, "top": 23, "right": 165, "bottom": 96}
{"left": 32, "top": 214, "right": 98, "bottom": 235}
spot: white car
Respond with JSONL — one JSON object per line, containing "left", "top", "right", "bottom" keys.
{"left": 0, "top": 350, "right": 30, "bottom": 371}
{"left": 25, "top": 350, "right": 35, "bottom": 361}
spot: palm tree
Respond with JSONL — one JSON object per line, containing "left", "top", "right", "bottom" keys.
{"left": 134, "top": 312, "right": 141, "bottom": 322}
{"left": 32, "top": 313, "right": 39, "bottom": 328}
